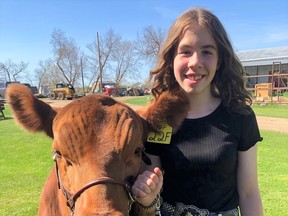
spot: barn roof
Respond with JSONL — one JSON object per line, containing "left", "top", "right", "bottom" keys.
{"left": 236, "top": 46, "right": 288, "bottom": 67}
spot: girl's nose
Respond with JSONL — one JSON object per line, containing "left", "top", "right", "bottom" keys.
{"left": 188, "top": 52, "right": 202, "bottom": 69}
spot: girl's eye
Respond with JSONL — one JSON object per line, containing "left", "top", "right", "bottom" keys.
{"left": 179, "top": 50, "right": 191, "bottom": 55}
{"left": 203, "top": 50, "right": 212, "bottom": 55}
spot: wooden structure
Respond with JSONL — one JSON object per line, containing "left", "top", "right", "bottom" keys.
{"left": 243, "top": 62, "right": 288, "bottom": 103}
{"left": 255, "top": 83, "right": 272, "bottom": 97}
{"left": 237, "top": 47, "right": 288, "bottom": 103}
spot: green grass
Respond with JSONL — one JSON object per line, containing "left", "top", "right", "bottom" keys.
{"left": 123, "top": 95, "right": 152, "bottom": 105}
{"left": 258, "top": 130, "right": 288, "bottom": 216}
{"left": 123, "top": 96, "right": 288, "bottom": 119}
{"left": 0, "top": 106, "right": 53, "bottom": 215}
{"left": 0, "top": 103, "right": 287, "bottom": 215}
{"left": 252, "top": 104, "right": 288, "bottom": 118}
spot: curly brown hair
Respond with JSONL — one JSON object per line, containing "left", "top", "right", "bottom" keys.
{"left": 150, "top": 7, "right": 251, "bottom": 114}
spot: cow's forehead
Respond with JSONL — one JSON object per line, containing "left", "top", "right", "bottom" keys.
{"left": 52, "top": 95, "right": 143, "bottom": 158}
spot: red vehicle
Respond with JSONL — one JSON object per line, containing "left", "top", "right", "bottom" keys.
{"left": 88, "top": 81, "right": 118, "bottom": 96}
{"left": 103, "top": 85, "right": 118, "bottom": 96}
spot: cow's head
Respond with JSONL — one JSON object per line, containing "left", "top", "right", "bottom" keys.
{"left": 6, "top": 84, "right": 188, "bottom": 215}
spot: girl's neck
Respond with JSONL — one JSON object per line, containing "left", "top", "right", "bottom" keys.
{"left": 186, "top": 92, "right": 221, "bottom": 119}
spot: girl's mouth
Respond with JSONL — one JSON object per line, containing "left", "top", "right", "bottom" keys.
{"left": 185, "top": 74, "right": 204, "bottom": 81}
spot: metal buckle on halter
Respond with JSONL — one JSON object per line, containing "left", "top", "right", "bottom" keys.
{"left": 127, "top": 188, "right": 137, "bottom": 212}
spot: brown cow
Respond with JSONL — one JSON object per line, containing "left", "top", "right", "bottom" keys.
{"left": 6, "top": 84, "right": 188, "bottom": 216}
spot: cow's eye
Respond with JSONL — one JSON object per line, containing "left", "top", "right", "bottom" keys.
{"left": 53, "top": 150, "right": 73, "bottom": 166}
{"left": 134, "top": 147, "right": 142, "bottom": 157}
{"left": 55, "top": 150, "right": 62, "bottom": 156}
{"left": 53, "top": 150, "right": 62, "bottom": 160}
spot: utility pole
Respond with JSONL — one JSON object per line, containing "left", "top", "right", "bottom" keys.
{"left": 97, "top": 32, "right": 103, "bottom": 93}
{"left": 80, "top": 58, "right": 85, "bottom": 95}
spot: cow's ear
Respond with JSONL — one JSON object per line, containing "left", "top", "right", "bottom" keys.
{"left": 6, "top": 84, "right": 56, "bottom": 138}
{"left": 137, "top": 89, "right": 189, "bottom": 133}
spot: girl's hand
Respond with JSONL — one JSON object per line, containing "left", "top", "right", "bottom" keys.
{"left": 131, "top": 167, "right": 163, "bottom": 206}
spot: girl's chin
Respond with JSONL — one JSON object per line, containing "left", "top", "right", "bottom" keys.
{"left": 182, "top": 86, "right": 197, "bottom": 94}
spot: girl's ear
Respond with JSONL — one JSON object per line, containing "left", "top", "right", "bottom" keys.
{"left": 137, "top": 89, "right": 189, "bottom": 133}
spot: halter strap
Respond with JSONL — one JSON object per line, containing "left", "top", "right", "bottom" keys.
{"left": 53, "top": 152, "right": 136, "bottom": 215}
{"left": 67, "top": 177, "right": 126, "bottom": 211}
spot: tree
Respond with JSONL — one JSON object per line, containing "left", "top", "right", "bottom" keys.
{"left": 135, "top": 25, "right": 166, "bottom": 65}
{"left": 87, "top": 29, "right": 121, "bottom": 87}
{"left": 51, "top": 29, "right": 83, "bottom": 86}
{"left": 112, "top": 40, "right": 141, "bottom": 85}
{"left": 0, "top": 60, "right": 29, "bottom": 82}
{"left": 34, "top": 59, "right": 54, "bottom": 90}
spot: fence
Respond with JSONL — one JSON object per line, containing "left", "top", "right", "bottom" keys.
{"left": 244, "top": 62, "right": 288, "bottom": 103}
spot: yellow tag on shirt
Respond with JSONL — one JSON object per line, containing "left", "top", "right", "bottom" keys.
{"left": 147, "top": 123, "right": 172, "bottom": 144}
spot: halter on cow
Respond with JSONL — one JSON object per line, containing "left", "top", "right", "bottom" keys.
{"left": 6, "top": 84, "right": 188, "bottom": 216}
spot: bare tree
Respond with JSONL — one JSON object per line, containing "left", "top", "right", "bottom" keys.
{"left": 77, "top": 54, "right": 89, "bottom": 94}
{"left": 51, "top": 29, "right": 83, "bottom": 86}
{"left": 36, "top": 58, "right": 73, "bottom": 84}
{"left": 112, "top": 40, "right": 141, "bottom": 85}
{"left": 135, "top": 25, "right": 166, "bottom": 65}
{"left": 86, "top": 29, "right": 121, "bottom": 85}
{"left": 34, "top": 60, "right": 54, "bottom": 90}
{"left": 0, "top": 60, "right": 29, "bottom": 81}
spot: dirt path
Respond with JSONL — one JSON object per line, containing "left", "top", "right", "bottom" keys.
{"left": 256, "top": 116, "right": 288, "bottom": 134}
{"left": 43, "top": 98, "right": 288, "bottom": 134}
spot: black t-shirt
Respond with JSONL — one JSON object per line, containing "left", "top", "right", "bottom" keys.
{"left": 145, "top": 103, "right": 262, "bottom": 212}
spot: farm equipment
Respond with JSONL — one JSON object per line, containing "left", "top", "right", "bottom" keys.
{"left": 49, "top": 83, "right": 75, "bottom": 100}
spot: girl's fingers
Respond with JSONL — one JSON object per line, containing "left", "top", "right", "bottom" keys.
{"left": 131, "top": 168, "right": 163, "bottom": 198}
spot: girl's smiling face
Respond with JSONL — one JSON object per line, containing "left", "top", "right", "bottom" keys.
{"left": 173, "top": 24, "right": 219, "bottom": 97}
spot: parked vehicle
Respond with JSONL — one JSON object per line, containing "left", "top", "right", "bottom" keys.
{"left": 118, "top": 87, "right": 128, "bottom": 97}
{"left": 49, "top": 83, "right": 75, "bottom": 100}
{"left": 0, "top": 81, "right": 38, "bottom": 99}
{"left": 122, "top": 88, "right": 144, "bottom": 96}
{"left": 88, "top": 81, "right": 119, "bottom": 96}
